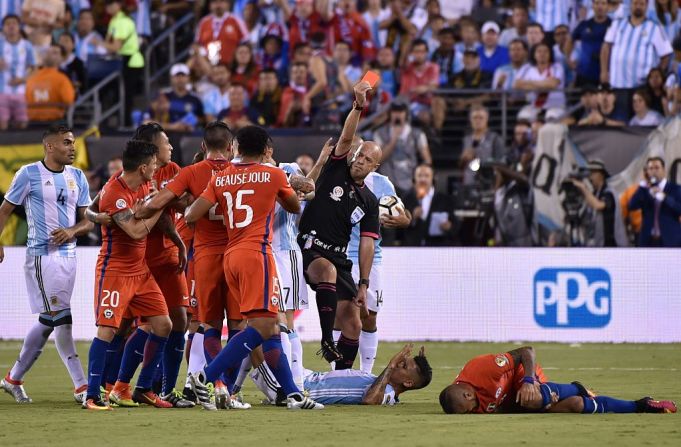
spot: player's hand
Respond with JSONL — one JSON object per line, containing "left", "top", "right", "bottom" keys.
{"left": 353, "top": 81, "right": 372, "bottom": 107}
{"left": 51, "top": 227, "right": 76, "bottom": 245}
{"left": 381, "top": 209, "right": 410, "bottom": 228}
{"left": 317, "top": 137, "right": 334, "bottom": 165}
{"left": 354, "top": 286, "right": 368, "bottom": 315}
{"left": 516, "top": 380, "right": 541, "bottom": 408}
{"left": 0, "top": 245, "right": 5, "bottom": 263}
{"left": 388, "top": 343, "right": 413, "bottom": 369}
{"left": 96, "top": 213, "right": 113, "bottom": 226}
{"left": 290, "top": 174, "right": 315, "bottom": 194}
{"left": 177, "top": 244, "right": 187, "bottom": 273}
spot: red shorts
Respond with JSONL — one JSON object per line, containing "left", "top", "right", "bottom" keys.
{"left": 149, "top": 262, "right": 189, "bottom": 309}
{"left": 194, "top": 253, "right": 240, "bottom": 323}
{"left": 225, "top": 249, "right": 280, "bottom": 319}
{"left": 94, "top": 271, "right": 168, "bottom": 328}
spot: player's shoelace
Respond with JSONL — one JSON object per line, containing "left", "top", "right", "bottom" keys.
{"left": 316, "top": 341, "right": 343, "bottom": 363}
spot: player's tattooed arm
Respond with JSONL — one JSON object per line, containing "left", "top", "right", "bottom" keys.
{"left": 85, "top": 193, "right": 113, "bottom": 226}
{"left": 363, "top": 344, "right": 413, "bottom": 405}
{"left": 156, "top": 212, "right": 187, "bottom": 272}
{"left": 289, "top": 174, "right": 315, "bottom": 194}
{"left": 507, "top": 346, "right": 542, "bottom": 408}
{"left": 113, "top": 207, "right": 164, "bottom": 240}
{"left": 135, "top": 188, "right": 177, "bottom": 219}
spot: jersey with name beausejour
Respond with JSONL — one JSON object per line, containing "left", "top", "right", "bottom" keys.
{"left": 298, "top": 149, "right": 380, "bottom": 248}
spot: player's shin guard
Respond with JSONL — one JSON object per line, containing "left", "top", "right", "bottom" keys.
{"left": 539, "top": 382, "right": 581, "bottom": 407}
{"left": 335, "top": 334, "right": 359, "bottom": 370}
{"left": 118, "top": 328, "right": 148, "bottom": 383}
{"left": 582, "top": 396, "right": 638, "bottom": 414}
{"left": 9, "top": 320, "right": 53, "bottom": 382}
{"left": 315, "top": 282, "right": 337, "bottom": 344}
{"left": 104, "top": 334, "right": 124, "bottom": 387}
{"left": 162, "top": 331, "right": 185, "bottom": 395}
{"left": 288, "top": 330, "right": 304, "bottom": 389}
{"left": 359, "top": 329, "right": 378, "bottom": 374}
{"left": 204, "top": 327, "right": 263, "bottom": 383}
{"left": 203, "top": 328, "right": 222, "bottom": 364}
{"left": 136, "top": 333, "right": 168, "bottom": 390}
{"left": 86, "top": 337, "right": 110, "bottom": 398}
{"left": 263, "top": 335, "right": 299, "bottom": 396}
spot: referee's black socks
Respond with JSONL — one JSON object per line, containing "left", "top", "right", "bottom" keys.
{"left": 335, "top": 334, "right": 359, "bottom": 370}
{"left": 315, "top": 282, "right": 338, "bottom": 343}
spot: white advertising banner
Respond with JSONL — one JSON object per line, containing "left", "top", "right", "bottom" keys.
{"left": 0, "top": 247, "right": 679, "bottom": 343}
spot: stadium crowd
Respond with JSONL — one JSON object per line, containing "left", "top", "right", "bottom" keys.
{"left": 2, "top": 0, "right": 681, "bottom": 247}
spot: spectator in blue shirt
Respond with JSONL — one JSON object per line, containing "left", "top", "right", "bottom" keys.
{"left": 572, "top": 0, "right": 612, "bottom": 87}
{"left": 478, "top": 21, "right": 509, "bottom": 75}
{"left": 431, "top": 27, "right": 460, "bottom": 87}
{"left": 163, "top": 63, "right": 205, "bottom": 132}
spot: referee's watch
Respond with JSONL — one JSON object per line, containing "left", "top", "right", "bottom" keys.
{"left": 358, "top": 278, "right": 370, "bottom": 288}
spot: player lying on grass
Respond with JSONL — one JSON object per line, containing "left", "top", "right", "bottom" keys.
{"left": 251, "top": 344, "right": 431, "bottom": 405}
{"left": 439, "top": 346, "right": 677, "bottom": 414}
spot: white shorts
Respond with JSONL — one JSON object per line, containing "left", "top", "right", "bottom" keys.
{"left": 273, "top": 249, "right": 308, "bottom": 311}
{"left": 23, "top": 253, "right": 76, "bottom": 314}
{"left": 351, "top": 262, "right": 383, "bottom": 313}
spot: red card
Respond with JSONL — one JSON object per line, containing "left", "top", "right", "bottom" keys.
{"left": 361, "top": 70, "right": 380, "bottom": 88}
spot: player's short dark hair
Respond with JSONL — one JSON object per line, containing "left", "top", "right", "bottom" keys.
{"left": 439, "top": 387, "right": 456, "bottom": 414}
{"left": 203, "top": 121, "right": 233, "bottom": 151}
{"left": 236, "top": 125, "right": 271, "bottom": 157}
{"left": 413, "top": 354, "right": 433, "bottom": 389}
{"left": 133, "top": 122, "right": 166, "bottom": 145}
{"left": 43, "top": 124, "right": 72, "bottom": 141}
{"left": 122, "top": 140, "right": 158, "bottom": 171}
{"left": 411, "top": 38, "right": 428, "bottom": 52}
{"left": 646, "top": 156, "right": 665, "bottom": 168}
{"left": 2, "top": 14, "right": 20, "bottom": 26}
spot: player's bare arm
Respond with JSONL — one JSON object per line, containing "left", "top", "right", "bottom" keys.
{"left": 184, "top": 197, "right": 214, "bottom": 224}
{"left": 155, "top": 212, "right": 188, "bottom": 272}
{"left": 172, "top": 192, "right": 195, "bottom": 213}
{"left": 508, "top": 346, "right": 542, "bottom": 407}
{"left": 0, "top": 199, "right": 17, "bottom": 263}
{"left": 356, "top": 236, "right": 376, "bottom": 312}
{"left": 85, "top": 193, "right": 112, "bottom": 226}
{"left": 277, "top": 190, "right": 302, "bottom": 214}
{"left": 112, "top": 208, "right": 164, "bottom": 240}
{"left": 289, "top": 174, "right": 315, "bottom": 195}
{"left": 381, "top": 207, "right": 412, "bottom": 229}
{"left": 307, "top": 137, "right": 335, "bottom": 182}
{"left": 362, "top": 344, "right": 413, "bottom": 405}
{"left": 335, "top": 82, "right": 372, "bottom": 158}
{"left": 51, "top": 207, "right": 94, "bottom": 245}
{"left": 135, "top": 188, "right": 177, "bottom": 219}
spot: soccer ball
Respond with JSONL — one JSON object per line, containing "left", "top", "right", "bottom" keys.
{"left": 379, "top": 195, "right": 404, "bottom": 218}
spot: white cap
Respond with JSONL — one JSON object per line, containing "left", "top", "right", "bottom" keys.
{"left": 517, "top": 105, "right": 538, "bottom": 122}
{"left": 545, "top": 107, "right": 565, "bottom": 121}
{"left": 170, "top": 63, "right": 190, "bottom": 76}
{"left": 481, "top": 21, "right": 500, "bottom": 34}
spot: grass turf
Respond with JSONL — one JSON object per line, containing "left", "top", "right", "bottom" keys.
{"left": 0, "top": 341, "right": 679, "bottom": 446}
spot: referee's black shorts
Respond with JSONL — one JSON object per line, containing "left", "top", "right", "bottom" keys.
{"left": 297, "top": 238, "right": 357, "bottom": 301}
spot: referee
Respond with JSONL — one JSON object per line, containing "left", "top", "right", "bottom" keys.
{"left": 298, "top": 82, "right": 382, "bottom": 369}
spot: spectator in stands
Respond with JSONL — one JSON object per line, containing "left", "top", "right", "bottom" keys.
{"left": 509, "top": 120, "right": 534, "bottom": 173}
{"left": 420, "top": 11, "right": 447, "bottom": 58}
{"left": 165, "top": 63, "right": 205, "bottom": 131}
{"left": 242, "top": 1, "right": 264, "bottom": 47}
{"left": 194, "top": 0, "right": 248, "bottom": 67}
{"left": 431, "top": 27, "right": 460, "bottom": 87}
{"left": 499, "top": 3, "right": 529, "bottom": 47}
{"left": 645, "top": 67, "right": 667, "bottom": 115}
{"left": 403, "top": 164, "right": 457, "bottom": 247}
{"left": 629, "top": 88, "right": 664, "bottom": 126}
{"left": 107, "top": 156, "right": 123, "bottom": 178}
{"left": 258, "top": 34, "right": 288, "bottom": 82}
{"left": 58, "top": 32, "right": 86, "bottom": 93}
{"left": 285, "top": 0, "right": 326, "bottom": 53}
{"left": 132, "top": 0, "right": 153, "bottom": 40}
{"left": 291, "top": 42, "right": 312, "bottom": 66}
{"left": 362, "top": 0, "right": 391, "bottom": 49}
{"left": 218, "top": 84, "right": 255, "bottom": 130}
{"left": 25, "top": 43, "right": 75, "bottom": 122}
{"left": 478, "top": 21, "right": 509, "bottom": 75}
{"left": 455, "top": 17, "right": 482, "bottom": 53}
{"left": 0, "top": 14, "right": 34, "bottom": 131}
{"left": 374, "top": 101, "right": 433, "bottom": 195}
{"left": 376, "top": 46, "right": 399, "bottom": 97}
{"left": 230, "top": 43, "right": 260, "bottom": 94}
{"left": 21, "top": 0, "right": 65, "bottom": 62}
{"left": 449, "top": 49, "right": 492, "bottom": 89}
{"left": 460, "top": 105, "right": 506, "bottom": 185}
{"left": 526, "top": 22, "right": 545, "bottom": 49}
{"left": 600, "top": 0, "right": 672, "bottom": 99}
{"left": 202, "top": 63, "right": 232, "bottom": 122}
{"left": 514, "top": 41, "right": 566, "bottom": 109}
{"left": 620, "top": 168, "right": 646, "bottom": 244}
{"left": 572, "top": 0, "right": 611, "bottom": 87}
{"left": 295, "top": 153, "right": 315, "bottom": 175}
{"left": 74, "top": 9, "right": 106, "bottom": 64}
{"left": 104, "top": 0, "right": 144, "bottom": 127}
{"left": 471, "top": 0, "right": 502, "bottom": 27}
{"left": 534, "top": 0, "right": 569, "bottom": 34}
{"left": 576, "top": 85, "right": 605, "bottom": 125}
{"left": 552, "top": 24, "right": 574, "bottom": 84}
{"left": 326, "top": 0, "right": 375, "bottom": 65}
{"left": 400, "top": 39, "right": 439, "bottom": 126}
{"left": 251, "top": 68, "right": 282, "bottom": 127}
{"left": 334, "top": 41, "right": 361, "bottom": 94}
{"left": 650, "top": 0, "right": 680, "bottom": 44}
{"left": 492, "top": 38, "right": 529, "bottom": 91}
{"left": 52, "top": 4, "right": 75, "bottom": 42}
{"left": 493, "top": 162, "right": 533, "bottom": 246}
{"left": 383, "top": 0, "right": 428, "bottom": 66}
{"left": 278, "top": 62, "right": 310, "bottom": 127}
{"left": 595, "top": 83, "right": 627, "bottom": 126}
{"left": 570, "top": 159, "right": 628, "bottom": 247}
{"left": 628, "top": 156, "right": 681, "bottom": 247}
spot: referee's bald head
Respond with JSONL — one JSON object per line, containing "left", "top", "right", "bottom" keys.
{"left": 349, "top": 141, "right": 382, "bottom": 182}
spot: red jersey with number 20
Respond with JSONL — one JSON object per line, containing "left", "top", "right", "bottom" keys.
{"left": 200, "top": 162, "right": 295, "bottom": 255}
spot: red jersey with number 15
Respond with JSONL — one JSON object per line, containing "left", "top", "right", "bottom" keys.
{"left": 146, "top": 162, "right": 181, "bottom": 267}
{"left": 200, "top": 162, "right": 295, "bottom": 255}
{"left": 166, "top": 158, "right": 230, "bottom": 257}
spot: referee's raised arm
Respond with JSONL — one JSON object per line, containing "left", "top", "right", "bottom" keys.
{"left": 335, "top": 81, "right": 372, "bottom": 158}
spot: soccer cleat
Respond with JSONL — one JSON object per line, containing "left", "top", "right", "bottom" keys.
{"left": 188, "top": 371, "right": 217, "bottom": 411}
{"left": 275, "top": 387, "right": 288, "bottom": 407}
{"left": 182, "top": 385, "right": 198, "bottom": 404}
{"left": 227, "top": 395, "right": 252, "bottom": 410}
{"left": 214, "top": 379, "right": 229, "bottom": 410}
{"left": 287, "top": 393, "right": 324, "bottom": 410}
{"left": 316, "top": 340, "right": 343, "bottom": 364}
{"left": 132, "top": 389, "right": 173, "bottom": 408}
{"left": 636, "top": 397, "right": 677, "bottom": 413}
{"left": 161, "top": 389, "right": 196, "bottom": 408}
{"left": 1, "top": 376, "right": 32, "bottom": 403}
{"left": 571, "top": 381, "right": 597, "bottom": 398}
{"left": 82, "top": 396, "right": 112, "bottom": 411}
{"left": 74, "top": 384, "right": 88, "bottom": 404}
{"left": 109, "top": 381, "right": 139, "bottom": 407}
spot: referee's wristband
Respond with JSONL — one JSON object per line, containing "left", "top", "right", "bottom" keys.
{"left": 353, "top": 101, "right": 364, "bottom": 110}
{"left": 522, "top": 376, "right": 535, "bottom": 385}
{"left": 358, "top": 278, "right": 370, "bottom": 288}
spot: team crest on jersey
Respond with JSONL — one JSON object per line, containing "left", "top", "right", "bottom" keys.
{"left": 103, "top": 309, "right": 114, "bottom": 319}
{"left": 50, "top": 296, "right": 58, "bottom": 305}
{"left": 67, "top": 178, "right": 77, "bottom": 190}
{"left": 115, "top": 199, "right": 127, "bottom": 209}
{"left": 330, "top": 186, "right": 344, "bottom": 201}
{"left": 271, "top": 296, "right": 279, "bottom": 306}
{"left": 495, "top": 355, "right": 508, "bottom": 367}
{"left": 190, "top": 297, "right": 198, "bottom": 308}
{"left": 495, "top": 387, "right": 502, "bottom": 398}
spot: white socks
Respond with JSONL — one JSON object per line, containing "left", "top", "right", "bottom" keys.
{"left": 289, "top": 330, "right": 304, "bottom": 390}
{"left": 233, "top": 357, "right": 252, "bottom": 393}
{"left": 54, "top": 324, "right": 87, "bottom": 388}
{"left": 250, "top": 363, "right": 280, "bottom": 402}
{"left": 359, "top": 330, "right": 378, "bottom": 374}
{"left": 9, "top": 321, "right": 52, "bottom": 382}
{"left": 280, "top": 328, "right": 292, "bottom": 369}
{"left": 187, "top": 331, "right": 206, "bottom": 375}
{"left": 332, "top": 330, "right": 341, "bottom": 344}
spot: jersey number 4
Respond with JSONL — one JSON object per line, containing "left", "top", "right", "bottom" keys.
{"left": 57, "top": 188, "right": 66, "bottom": 206}
{"left": 222, "top": 190, "right": 254, "bottom": 229}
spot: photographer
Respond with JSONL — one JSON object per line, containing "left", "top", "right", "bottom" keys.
{"left": 628, "top": 157, "right": 681, "bottom": 247}
{"left": 460, "top": 105, "right": 506, "bottom": 185}
{"left": 492, "top": 162, "right": 533, "bottom": 246}
{"left": 569, "top": 160, "right": 628, "bottom": 247}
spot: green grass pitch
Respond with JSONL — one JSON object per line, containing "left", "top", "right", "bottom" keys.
{"left": 0, "top": 341, "right": 678, "bottom": 446}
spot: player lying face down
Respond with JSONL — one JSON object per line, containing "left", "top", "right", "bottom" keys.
{"left": 439, "top": 346, "right": 677, "bottom": 415}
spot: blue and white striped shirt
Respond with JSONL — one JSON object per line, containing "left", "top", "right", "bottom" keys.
{"left": 74, "top": 31, "right": 106, "bottom": 63}
{"left": 647, "top": 10, "right": 681, "bottom": 44}
{"left": 347, "top": 172, "right": 396, "bottom": 266}
{"left": 201, "top": 86, "right": 231, "bottom": 118}
{"left": 271, "top": 162, "right": 302, "bottom": 252}
{"left": 0, "top": 37, "right": 35, "bottom": 94}
{"left": 604, "top": 17, "right": 673, "bottom": 88}
{"left": 304, "top": 369, "right": 397, "bottom": 405}
{"left": 535, "top": 0, "right": 570, "bottom": 32}
{"left": 65, "top": 0, "right": 90, "bottom": 20}
{"left": 133, "top": 0, "right": 152, "bottom": 37}
{"left": 0, "top": 0, "right": 23, "bottom": 19}
{"left": 5, "top": 162, "right": 91, "bottom": 257}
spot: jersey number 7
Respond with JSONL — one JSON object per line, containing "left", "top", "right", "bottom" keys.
{"left": 222, "top": 190, "right": 254, "bottom": 229}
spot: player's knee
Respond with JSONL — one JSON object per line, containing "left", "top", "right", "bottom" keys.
{"left": 96, "top": 325, "right": 117, "bottom": 342}
{"left": 564, "top": 396, "right": 585, "bottom": 413}
{"left": 308, "top": 258, "right": 336, "bottom": 283}
{"left": 169, "top": 307, "right": 188, "bottom": 330}
{"left": 151, "top": 316, "right": 172, "bottom": 337}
